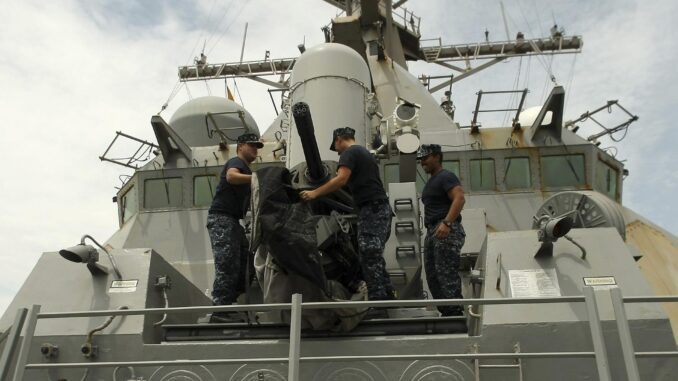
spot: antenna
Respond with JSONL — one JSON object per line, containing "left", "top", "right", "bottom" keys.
{"left": 564, "top": 101, "right": 639, "bottom": 143}
{"left": 500, "top": 1, "right": 511, "bottom": 41}
{"left": 230, "top": 22, "right": 249, "bottom": 106}
{"left": 239, "top": 22, "right": 249, "bottom": 65}
{"left": 195, "top": 40, "right": 208, "bottom": 66}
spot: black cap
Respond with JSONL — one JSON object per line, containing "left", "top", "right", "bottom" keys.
{"left": 329, "top": 127, "right": 356, "bottom": 151}
{"left": 416, "top": 144, "right": 442, "bottom": 159}
{"left": 237, "top": 133, "right": 264, "bottom": 148}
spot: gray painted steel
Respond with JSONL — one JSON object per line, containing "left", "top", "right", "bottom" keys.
{"left": 2, "top": 1, "right": 677, "bottom": 380}
{"left": 610, "top": 287, "right": 641, "bottom": 381}
{"left": 583, "top": 286, "right": 611, "bottom": 381}
{"left": 11, "top": 306, "right": 39, "bottom": 381}
{"left": 0, "top": 309, "right": 26, "bottom": 381}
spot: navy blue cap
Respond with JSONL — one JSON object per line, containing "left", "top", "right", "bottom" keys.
{"left": 237, "top": 133, "right": 264, "bottom": 148}
{"left": 416, "top": 144, "right": 442, "bottom": 159}
{"left": 329, "top": 127, "right": 355, "bottom": 151}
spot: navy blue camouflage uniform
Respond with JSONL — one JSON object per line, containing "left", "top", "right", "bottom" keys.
{"left": 424, "top": 220, "right": 465, "bottom": 316}
{"left": 336, "top": 136, "right": 396, "bottom": 300}
{"left": 421, "top": 159, "right": 466, "bottom": 316}
{"left": 356, "top": 199, "right": 395, "bottom": 300}
{"left": 207, "top": 156, "right": 252, "bottom": 306}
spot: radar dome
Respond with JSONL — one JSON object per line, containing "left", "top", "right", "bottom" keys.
{"left": 290, "top": 43, "right": 371, "bottom": 86}
{"left": 518, "top": 106, "right": 552, "bottom": 128}
{"left": 169, "top": 96, "right": 259, "bottom": 147}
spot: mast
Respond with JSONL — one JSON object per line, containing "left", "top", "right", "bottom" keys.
{"left": 178, "top": 0, "right": 582, "bottom": 92}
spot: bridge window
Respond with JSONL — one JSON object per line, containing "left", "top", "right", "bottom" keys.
{"left": 144, "top": 177, "right": 183, "bottom": 209}
{"left": 504, "top": 157, "right": 531, "bottom": 189}
{"left": 541, "top": 154, "right": 586, "bottom": 187}
{"left": 194, "top": 175, "right": 218, "bottom": 206}
{"left": 121, "top": 186, "right": 138, "bottom": 223}
{"left": 595, "top": 161, "right": 618, "bottom": 199}
{"left": 470, "top": 159, "right": 495, "bottom": 191}
{"left": 443, "top": 160, "right": 460, "bottom": 177}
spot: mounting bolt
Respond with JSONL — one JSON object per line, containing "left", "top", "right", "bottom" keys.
{"left": 154, "top": 275, "right": 171, "bottom": 290}
{"left": 80, "top": 342, "right": 98, "bottom": 358}
{"left": 40, "top": 343, "right": 59, "bottom": 358}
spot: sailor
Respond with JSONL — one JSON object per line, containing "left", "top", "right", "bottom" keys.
{"left": 206, "top": 132, "right": 263, "bottom": 322}
{"left": 300, "top": 127, "right": 396, "bottom": 301}
{"left": 417, "top": 144, "right": 466, "bottom": 316}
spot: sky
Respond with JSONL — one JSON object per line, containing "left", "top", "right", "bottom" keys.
{"left": 1, "top": 0, "right": 676, "bottom": 316}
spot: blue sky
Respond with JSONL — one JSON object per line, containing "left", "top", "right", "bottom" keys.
{"left": 0, "top": 0, "right": 676, "bottom": 316}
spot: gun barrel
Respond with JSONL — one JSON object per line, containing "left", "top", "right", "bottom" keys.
{"left": 292, "top": 102, "right": 327, "bottom": 182}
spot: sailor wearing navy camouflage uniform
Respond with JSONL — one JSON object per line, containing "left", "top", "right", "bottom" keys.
{"left": 206, "top": 133, "right": 263, "bottom": 320}
{"left": 300, "top": 127, "right": 396, "bottom": 301}
{"left": 417, "top": 144, "right": 466, "bottom": 316}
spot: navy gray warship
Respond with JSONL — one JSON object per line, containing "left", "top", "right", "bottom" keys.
{"left": 2, "top": 1, "right": 677, "bottom": 380}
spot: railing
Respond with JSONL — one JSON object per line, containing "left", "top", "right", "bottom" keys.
{"left": 322, "top": 0, "right": 421, "bottom": 36}
{"left": 420, "top": 35, "right": 583, "bottom": 63}
{"left": 2, "top": 287, "right": 677, "bottom": 381}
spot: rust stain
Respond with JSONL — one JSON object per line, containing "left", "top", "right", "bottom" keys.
{"left": 627, "top": 220, "right": 678, "bottom": 345}
{"left": 477, "top": 128, "right": 526, "bottom": 150}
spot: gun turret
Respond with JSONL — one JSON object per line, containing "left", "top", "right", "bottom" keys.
{"left": 292, "top": 102, "right": 328, "bottom": 183}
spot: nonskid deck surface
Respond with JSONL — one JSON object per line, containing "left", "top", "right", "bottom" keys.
{"left": 163, "top": 316, "right": 467, "bottom": 341}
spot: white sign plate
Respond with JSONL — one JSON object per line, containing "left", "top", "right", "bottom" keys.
{"left": 509, "top": 269, "right": 561, "bottom": 297}
{"left": 109, "top": 279, "right": 138, "bottom": 293}
{"left": 583, "top": 276, "right": 617, "bottom": 286}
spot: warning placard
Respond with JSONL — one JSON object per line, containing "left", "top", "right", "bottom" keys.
{"left": 109, "top": 279, "right": 138, "bottom": 293}
{"left": 509, "top": 269, "right": 561, "bottom": 297}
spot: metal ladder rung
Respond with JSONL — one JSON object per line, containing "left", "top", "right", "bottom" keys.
{"left": 393, "top": 198, "right": 414, "bottom": 211}
{"left": 395, "top": 221, "right": 415, "bottom": 232}
{"left": 424, "top": 49, "right": 441, "bottom": 61}
{"left": 388, "top": 270, "right": 407, "bottom": 285}
{"left": 395, "top": 245, "right": 417, "bottom": 257}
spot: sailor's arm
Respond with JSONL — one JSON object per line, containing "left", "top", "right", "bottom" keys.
{"left": 435, "top": 185, "right": 465, "bottom": 238}
{"left": 300, "top": 166, "right": 351, "bottom": 200}
{"left": 444, "top": 186, "right": 465, "bottom": 223}
{"left": 226, "top": 168, "right": 252, "bottom": 185}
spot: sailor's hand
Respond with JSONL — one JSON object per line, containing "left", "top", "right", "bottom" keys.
{"left": 435, "top": 222, "right": 451, "bottom": 239}
{"left": 299, "top": 190, "right": 317, "bottom": 201}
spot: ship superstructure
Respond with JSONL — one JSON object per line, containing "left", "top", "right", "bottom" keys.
{"left": 1, "top": 1, "right": 677, "bottom": 380}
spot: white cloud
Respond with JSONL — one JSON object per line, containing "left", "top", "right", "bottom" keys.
{"left": 0, "top": 0, "right": 338, "bottom": 316}
{"left": 1, "top": 0, "right": 676, "bottom": 317}
{"left": 407, "top": 0, "right": 677, "bottom": 231}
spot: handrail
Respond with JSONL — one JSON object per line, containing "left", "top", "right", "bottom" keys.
{"left": 24, "top": 352, "right": 598, "bottom": 370}
{"left": 35, "top": 296, "right": 586, "bottom": 319}
{"left": 623, "top": 296, "right": 678, "bottom": 303}
{"left": 10, "top": 289, "right": 678, "bottom": 381}
{"left": 0, "top": 309, "right": 27, "bottom": 381}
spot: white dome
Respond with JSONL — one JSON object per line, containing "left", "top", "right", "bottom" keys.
{"left": 169, "top": 96, "right": 259, "bottom": 147}
{"left": 290, "top": 43, "right": 371, "bottom": 87}
{"left": 519, "top": 106, "right": 552, "bottom": 128}
{"left": 286, "top": 43, "right": 372, "bottom": 168}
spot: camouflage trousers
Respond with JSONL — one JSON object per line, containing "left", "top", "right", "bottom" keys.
{"left": 207, "top": 214, "right": 249, "bottom": 305}
{"left": 356, "top": 199, "right": 396, "bottom": 300}
{"left": 424, "top": 220, "right": 466, "bottom": 316}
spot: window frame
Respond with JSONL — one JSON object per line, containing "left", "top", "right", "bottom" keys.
{"left": 143, "top": 176, "right": 184, "bottom": 210}
{"left": 595, "top": 159, "right": 620, "bottom": 200}
{"left": 193, "top": 174, "right": 219, "bottom": 207}
{"left": 540, "top": 153, "right": 587, "bottom": 189}
{"left": 503, "top": 156, "right": 532, "bottom": 190}
{"left": 469, "top": 158, "right": 496, "bottom": 192}
{"left": 120, "top": 183, "right": 138, "bottom": 225}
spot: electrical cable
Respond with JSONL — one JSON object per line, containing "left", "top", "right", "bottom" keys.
{"left": 564, "top": 54, "right": 578, "bottom": 111}
{"left": 207, "top": 1, "right": 249, "bottom": 56}
{"left": 204, "top": 0, "right": 236, "bottom": 50}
